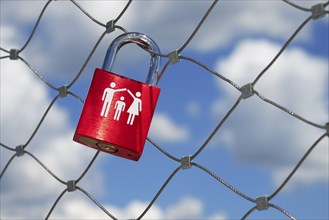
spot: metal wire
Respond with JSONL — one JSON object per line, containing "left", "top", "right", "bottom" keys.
{"left": 269, "top": 133, "right": 328, "bottom": 200}
{"left": 192, "top": 162, "right": 255, "bottom": 203}
{"left": 252, "top": 16, "right": 313, "bottom": 86}
{"left": 77, "top": 186, "right": 118, "bottom": 220}
{"left": 19, "top": 0, "right": 54, "bottom": 53}
{"left": 67, "top": 31, "right": 108, "bottom": 88}
{"left": 282, "top": 0, "right": 312, "bottom": 12}
{"left": 136, "top": 166, "right": 182, "bottom": 220}
{"left": 24, "top": 95, "right": 60, "bottom": 147}
{"left": 178, "top": 0, "right": 219, "bottom": 54}
{"left": 45, "top": 188, "right": 68, "bottom": 220}
{"left": 253, "top": 90, "right": 326, "bottom": 129}
{"left": 179, "top": 55, "right": 241, "bottom": 91}
{"left": 70, "top": 0, "right": 106, "bottom": 27}
{"left": 192, "top": 96, "right": 243, "bottom": 160}
{"left": 1, "top": 1, "right": 328, "bottom": 220}
{"left": 19, "top": 56, "right": 58, "bottom": 90}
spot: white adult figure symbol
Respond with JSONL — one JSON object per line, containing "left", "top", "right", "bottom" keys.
{"left": 100, "top": 82, "right": 126, "bottom": 117}
{"left": 126, "top": 90, "right": 142, "bottom": 125}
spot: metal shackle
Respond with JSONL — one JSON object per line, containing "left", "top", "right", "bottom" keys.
{"left": 102, "top": 32, "right": 161, "bottom": 86}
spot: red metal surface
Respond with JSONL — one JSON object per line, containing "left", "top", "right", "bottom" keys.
{"left": 74, "top": 68, "right": 160, "bottom": 161}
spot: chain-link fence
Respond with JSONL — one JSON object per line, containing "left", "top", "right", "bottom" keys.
{"left": 1, "top": 0, "right": 328, "bottom": 219}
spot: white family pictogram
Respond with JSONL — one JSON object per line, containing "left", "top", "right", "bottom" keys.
{"left": 100, "top": 82, "right": 142, "bottom": 126}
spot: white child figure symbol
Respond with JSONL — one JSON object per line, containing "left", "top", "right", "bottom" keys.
{"left": 113, "top": 96, "right": 126, "bottom": 121}
{"left": 100, "top": 82, "right": 126, "bottom": 117}
{"left": 126, "top": 90, "right": 142, "bottom": 125}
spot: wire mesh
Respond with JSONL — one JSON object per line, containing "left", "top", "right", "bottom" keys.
{"left": 1, "top": 0, "right": 328, "bottom": 219}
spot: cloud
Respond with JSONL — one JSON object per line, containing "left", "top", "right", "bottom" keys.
{"left": 188, "top": 1, "right": 312, "bottom": 52}
{"left": 212, "top": 38, "right": 328, "bottom": 186}
{"left": 46, "top": 195, "right": 224, "bottom": 220}
{"left": 149, "top": 113, "right": 190, "bottom": 142}
{"left": 1, "top": 1, "right": 324, "bottom": 80}
{"left": 209, "top": 212, "right": 227, "bottom": 220}
{"left": 165, "top": 196, "right": 203, "bottom": 219}
{"left": 108, "top": 200, "right": 164, "bottom": 219}
{"left": 121, "top": 1, "right": 319, "bottom": 52}
{"left": 0, "top": 56, "right": 103, "bottom": 219}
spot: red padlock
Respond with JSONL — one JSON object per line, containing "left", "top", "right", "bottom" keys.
{"left": 73, "top": 32, "right": 161, "bottom": 161}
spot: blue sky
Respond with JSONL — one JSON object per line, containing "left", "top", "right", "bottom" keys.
{"left": 1, "top": 1, "right": 328, "bottom": 219}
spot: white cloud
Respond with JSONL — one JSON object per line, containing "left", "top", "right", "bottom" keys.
{"left": 0, "top": 25, "right": 19, "bottom": 50}
{"left": 209, "top": 212, "right": 227, "bottom": 220}
{"left": 149, "top": 113, "right": 190, "bottom": 142}
{"left": 48, "top": 195, "right": 224, "bottom": 220}
{"left": 212, "top": 39, "right": 328, "bottom": 186}
{"left": 0, "top": 60, "right": 50, "bottom": 145}
{"left": 1, "top": 0, "right": 324, "bottom": 80}
{"left": 190, "top": 1, "right": 311, "bottom": 52}
{"left": 108, "top": 200, "right": 164, "bottom": 219}
{"left": 0, "top": 55, "right": 103, "bottom": 219}
{"left": 120, "top": 1, "right": 319, "bottom": 52}
{"left": 165, "top": 196, "right": 203, "bottom": 219}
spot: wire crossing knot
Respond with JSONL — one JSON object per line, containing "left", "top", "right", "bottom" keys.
{"left": 168, "top": 50, "right": 180, "bottom": 64}
{"left": 180, "top": 155, "right": 192, "bottom": 170}
{"left": 241, "top": 83, "right": 254, "bottom": 99}
{"left": 15, "top": 145, "right": 25, "bottom": 157}
{"left": 58, "top": 85, "right": 69, "bottom": 98}
{"left": 106, "top": 20, "right": 115, "bottom": 34}
{"left": 67, "top": 180, "right": 76, "bottom": 192}
{"left": 256, "top": 195, "right": 269, "bottom": 211}
{"left": 10, "top": 49, "right": 19, "bottom": 60}
{"left": 311, "top": 3, "right": 327, "bottom": 20}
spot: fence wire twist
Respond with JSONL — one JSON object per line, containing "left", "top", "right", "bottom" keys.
{"left": 1, "top": 1, "right": 328, "bottom": 219}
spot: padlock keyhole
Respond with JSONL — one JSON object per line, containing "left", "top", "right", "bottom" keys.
{"left": 79, "top": 137, "right": 119, "bottom": 153}
{"left": 97, "top": 143, "right": 118, "bottom": 153}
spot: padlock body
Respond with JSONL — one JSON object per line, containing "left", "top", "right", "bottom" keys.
{"left": 74, "top": 68, "right": 160, "bottom": 161}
